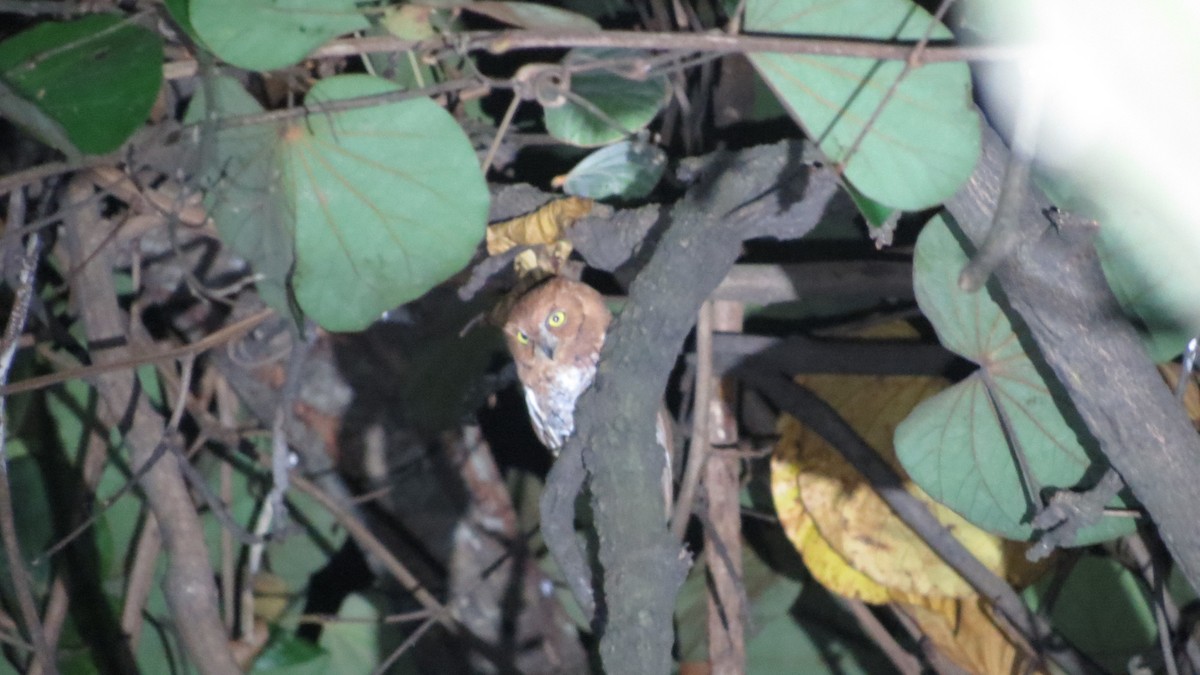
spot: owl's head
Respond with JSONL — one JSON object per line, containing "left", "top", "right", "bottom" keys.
{"left": 503, "top": 277, "right": 612, "bottom": 378}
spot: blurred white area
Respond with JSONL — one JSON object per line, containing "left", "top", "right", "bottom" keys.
{"left": 968, "top": 0, "right": 1200, "bottom": 358}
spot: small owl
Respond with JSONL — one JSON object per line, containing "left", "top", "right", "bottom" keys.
{"left": 503, "top": 277, "right": 612, "bottom": 453}
{"left": 504, "top": 277, "right": 674, "bottom": 515}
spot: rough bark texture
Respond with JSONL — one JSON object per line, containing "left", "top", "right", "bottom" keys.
{"left": 945, "top": 126, "right": 1200, "bottom": 593}
{"left": 550, "top": 141, "right": 838, "bottom": 674}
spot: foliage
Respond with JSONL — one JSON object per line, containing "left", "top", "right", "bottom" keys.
{"left": 0, "top": 0, "right": 1194, "bottom": 673}
{"left": 0, "top": 15, "right": 161, "bottom": 156}
{"left": 897, "top": 215, "right": 1136, "bottom": 543}
{"left": 745, "top": 0, "right": 980, "bottom": 210}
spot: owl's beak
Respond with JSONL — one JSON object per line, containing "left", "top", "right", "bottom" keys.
{"left": 538, "top": 330, "right": 558, "bottom": 359}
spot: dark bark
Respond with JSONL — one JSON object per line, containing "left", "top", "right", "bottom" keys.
{"left": 547, "top": 141, "right": 838, "bottom": 674}
{"left": 945, "top": 126, "right": 1200, "bottom": 595}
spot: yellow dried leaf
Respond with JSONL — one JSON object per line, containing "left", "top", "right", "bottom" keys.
{"left": 773, "top": 453, "right": 888, "bottom": 602}
{"left": 901, "top": 597, "right": 1045, "bottom": 675}
{"left": 513, "top": 240, "right": 573, "bottom": 278}
{"left": 770, "top": 372, "right": 1044, "bottom": 603}
{"left": 486, "top": 197, "right": 594, "bottom": 255}
{"left": 252, "top": 572, "right": 290, "bottom": 623}
{"left": 800, "top": 518, "right": 893, "bottom": 604}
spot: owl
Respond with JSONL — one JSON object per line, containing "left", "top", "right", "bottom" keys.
{"left": 503, "top": 277, "right": 611, "bottom": 453}
{"left": 504, "top": 277, "right": 674, "bottom": 515}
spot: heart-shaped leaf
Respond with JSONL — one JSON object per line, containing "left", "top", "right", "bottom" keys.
{"left": 894, "top": 215, "right": 1135, "bottom": 544}
{"left": 543, "top": 48, "right": 669, "bottom": 147}
{"left": 191, "top": 0, "right": 368, "bottom": 71}
{"left": 184, "top": 76, "right": 295, "bottom": 319}
{"left": 745, "top": 0, "right": 980, "bottom": 210}
{"left": 561, "top": 140, "right": 666, "bottom": 200}
{"left": 0, "top": 15, "right": 162, "bottom": 155}
{"left": 463, "top": 2, "right": 601, "bottom": 31}
{"left": 282, "top": 75, "right": 488, "bottom": 331}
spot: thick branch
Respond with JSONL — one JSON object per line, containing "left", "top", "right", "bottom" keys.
{"left": 559, "top": 141, "right": 837, "bottom": 674}
{"left": 945, "top": 126, "right": 1200, "bottom": 594}
{"left": 62, "top": 176, "right": 238, "bottom": 674}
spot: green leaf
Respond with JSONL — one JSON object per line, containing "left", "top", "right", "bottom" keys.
{"left": 184, "top": 75, "right": 295, "bottom": 319}
{"left": 320, "top": 594, "right": 413, "bottom": 674}
{"left": 270, "top": 483, "right": 347, "bottom": 590}
{"left": 191, "top": 0, "right": 368, "bottom": 71}
{"left": 0, "top": 15, "right": 162, "bottom": 155}
{"left": 0, "top": 78, "right": 76, "bottom": 158}
{"left": 282, "top": 75, "right": 488, "bottom": 331}
{"left": 676, "top": 538, "right": 885, "bottom": 672}
{"left": 1024, "top": 555, "right": 1156, "bottom": 672}
{"left": 0, "top": 455, "right": 53, "bottom": 593}
{"left": 543, "top": 48, "right": 669, "bottom": 147}
{"left": 894, "top": 215, "right": 1135, "bottom": 544}
{"left": 163, "top": 0, "right": 200, "bottom": 41}
{"left": 745, "top": 0, "right": 980, "bottom": 209}
{"left": 462, "top": 2, "right": 602, "bottom": 31}
{"left": 842, "top": 181, "right": 893, "bottom": 229}
{"left": 561, "top": 140, "right": 666, "bottom": 200}
{"left": 253, "top": 630, "right": 329, "bottom": 673}
{"left": 46, "top": 378, "right": 150, "bottom": 582}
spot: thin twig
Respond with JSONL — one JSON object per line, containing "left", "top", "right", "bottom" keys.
{"left": 0, "top": 307, "right": 273, "bottom": 397}
{"left": 481, "top": 94, "right": 521, "bottom": 176}
{"left": 0, "top": 1, "right": 76, "bottom": 15}
{"left": 305, "top": 30, "right": 1022, "bottom": 64}
{"left": 216, "top": 378, "right": 238, "bottom": 632}
{"left": 980, "top": 369, "right": 1043, "bottom": 513}
{"left": 267, "top": 327, "right": 314, "bottom": 536}
{"left": 371, "top": 615, "right": 438, "bottom": 675}
{"left": 208, "top": 78, "right": 488, "bottom": 132}
{"left": 0, "top": 215, "right": 56, "bottom": 674}
{"left": 837, "top": 597, "right": 922, "bottom": 675}
{"left": 1119, "top": 534, "right": 1193, "bottom": 675}
{"left": 288, "top": 473, "right": 457, "bottom": 632}
{"left": 28, "top": 427, "right": 112, "bottom": 675}
{"left": 297, "top": 609, "right": 432, "bottom": 626}
{"left": 34, "top": 355, "right": 195, "bottom": 563}
{"left": 672, "top": 300, "right": 714, "bottom": 539}
{"left": 835, "top": 0, "right": 957, "bottom": 176}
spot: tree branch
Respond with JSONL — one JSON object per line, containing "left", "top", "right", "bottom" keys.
{"left": 62, "top": 175, "right": 239, "bottom": 675}
{"left": 552, "top": 140, "right": 837, "bottom": 674}
{"left": 0, "top": 206, "right": 55, "bottom": 673}
{"left": 945, "top": 125, "right": 1200, "bottom": 595}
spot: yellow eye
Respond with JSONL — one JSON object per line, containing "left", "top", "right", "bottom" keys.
{"left": 515, "top": 330, "right": 529, "bottom": 345}
{"left": 547, "top": 310, "right": 566, "bottom": 327}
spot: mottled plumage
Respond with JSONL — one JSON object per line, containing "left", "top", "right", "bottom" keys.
{"left": 504, "top": 277, "right": 674, "bottom": 515}
{"left": 503, "top": 277, "right": 611, "bottom": 453}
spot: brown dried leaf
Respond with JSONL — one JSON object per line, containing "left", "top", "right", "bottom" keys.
{"left": 513, "top": 240, "right": 573, "bottom": 278}
{"left": 486, "top": 196, "right": 593, "bottom": 256}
